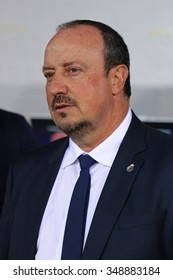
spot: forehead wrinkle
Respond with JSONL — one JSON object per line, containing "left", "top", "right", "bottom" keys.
{"left": 44, "top": 44, "right": 104, "bottom": 69}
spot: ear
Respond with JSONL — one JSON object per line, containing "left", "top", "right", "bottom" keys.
{"left": 109, "top": 65, "right": 129, "bottom": 96}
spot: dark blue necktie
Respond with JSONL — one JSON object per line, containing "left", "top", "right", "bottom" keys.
{"left": 61, "top": 154, "right": 96, "bottom": 260}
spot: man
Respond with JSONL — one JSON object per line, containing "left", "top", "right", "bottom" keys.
{"left": 0, "top": 109, "right": 38, "bottom": 213}
{"left": 0, "top": 19, "right": 173, "bottom": 260}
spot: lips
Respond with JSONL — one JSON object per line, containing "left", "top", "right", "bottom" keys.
{"left": 56, "top": 103, "right": 68, "bottom": 109}
{"left": 55, "top": 103, "right": 74, "bottom": 111}
{"left": 51, "top": 96, "right": 77, "bottom": 111}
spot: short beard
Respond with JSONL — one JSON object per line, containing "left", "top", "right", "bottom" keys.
{"left": 58, "top": 120, "right": 94, "bottom": 139}
{"left": 51, "top": 95, "right": 94, "bottom": 139}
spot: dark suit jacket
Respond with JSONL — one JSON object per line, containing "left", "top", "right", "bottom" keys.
{"left": 0, "top": 112, "right": 173, "bottom": 260}
{"left": 0, "top": 109, "right": 38, "bottom": 212}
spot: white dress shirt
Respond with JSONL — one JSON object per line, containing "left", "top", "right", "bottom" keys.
{"left": 35, "top": 109, "right": 132, "bottom": 259}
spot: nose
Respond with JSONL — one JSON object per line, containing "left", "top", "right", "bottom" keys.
{"left": 47, "top": 73, "right": 68, "bottom": 96}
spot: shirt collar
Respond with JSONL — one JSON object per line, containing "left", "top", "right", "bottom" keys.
{"left": 61, "top": 108, "right": 132, "bottom": 168}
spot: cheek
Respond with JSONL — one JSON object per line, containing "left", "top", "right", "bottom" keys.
{"left": 81, "top": 75, "right": 101, "bottom": 97}
{"left": 85, "top": 76, "right": 111, "bottom": 103}
{"left": 87, "top": 73, "right": 110, "bottom": 92}
{"left": 46, "top": 89, "right": 53, "bottom": 108}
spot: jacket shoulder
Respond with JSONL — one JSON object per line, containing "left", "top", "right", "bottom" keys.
{"left": 12, "top": 136, "right": 69, "bottom": 169}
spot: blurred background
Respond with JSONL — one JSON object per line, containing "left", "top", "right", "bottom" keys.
{"left": 1, "top": 0, "right": 173, "bottom": 143}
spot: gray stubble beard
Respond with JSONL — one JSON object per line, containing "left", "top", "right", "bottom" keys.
{"left": 55, "top": 115, "right": 94, "bottom": 139}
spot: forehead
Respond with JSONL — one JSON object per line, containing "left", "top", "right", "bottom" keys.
{"left": 44, "top": 25, "right": 104, "bottom": 61}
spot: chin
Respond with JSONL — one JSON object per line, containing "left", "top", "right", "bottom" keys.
{"left": 57, "top": 120, "right": 94, "bottom": 138}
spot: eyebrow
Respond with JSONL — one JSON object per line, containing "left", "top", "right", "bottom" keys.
{"left": 63, "top": 61, "right": 81, "bottom": 67}
{"left": 42, "top": 66, "right": 55, "bottom": 72}
{"left": 42, "top": 61, "right": 87, "bottom": 72}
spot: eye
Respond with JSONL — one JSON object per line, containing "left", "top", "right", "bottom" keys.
{"left": 69, "top": 68, "right": 78, "bottom": 72}
{"left": 43, "top": 72, "right": 54, "bottom": 81}
{"left": 67, "top": 67, "right": 80, "bottom": 75}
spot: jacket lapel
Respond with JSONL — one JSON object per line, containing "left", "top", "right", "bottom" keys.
{"left": 14, "top": 138, "right": 69, "bottom": 259}
{"left": 82, "top": 113, "right": 147, "bottom": 259}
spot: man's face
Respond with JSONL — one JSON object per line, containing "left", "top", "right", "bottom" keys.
{"left": 43, "top": 25, "right": 116, "bottom": 140}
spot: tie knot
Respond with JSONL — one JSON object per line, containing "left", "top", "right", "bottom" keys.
{"left": 78, "top": 154, "right": 96, "bottom": 169}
